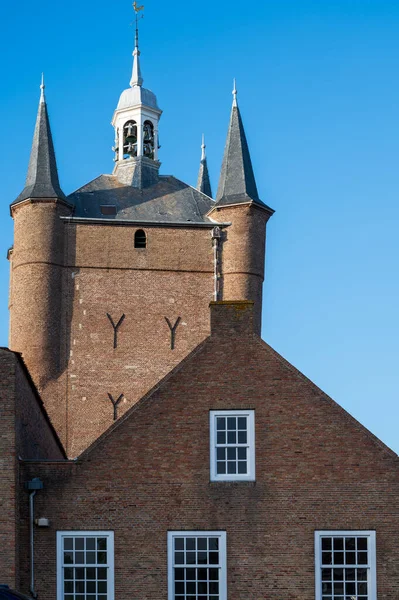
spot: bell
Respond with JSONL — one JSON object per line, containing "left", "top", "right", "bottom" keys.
{"left": 125, "top": 123, "right": 137, "bottom": 144}
{"left": 125, "top": 133, "right": 137, "bottom": 144}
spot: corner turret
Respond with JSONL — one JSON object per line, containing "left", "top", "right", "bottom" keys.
{"left": 208, "top": 83, "right": 274, "bottom": 334}
{"left": 9, "top": 79, "right": 71, "bottom": 401}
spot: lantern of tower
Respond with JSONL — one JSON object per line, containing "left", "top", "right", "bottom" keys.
{"left": 111, "top": 23, "right": 162, "bottom": 188}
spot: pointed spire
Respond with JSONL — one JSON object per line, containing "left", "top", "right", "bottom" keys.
{"left": 215, "top": 83, "right": 272, "bottom": 211}
{"left": 197, "top": 134, "right": 212, "bottom": 198}
{"left": 13, "top": 79, "right": 66, "bottom": 205}
{"left": 130, "top": 26, "right": 143, "bottom": 87}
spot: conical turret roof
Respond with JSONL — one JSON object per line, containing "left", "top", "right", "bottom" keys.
{"left": 13, "top": 80, "right": 66, "bottom": 206}
{"left": 215, "top": 87, "right": 273, "bottom": 213}
{"left": 197, "top": 135, "right": 212, "bottom": 198}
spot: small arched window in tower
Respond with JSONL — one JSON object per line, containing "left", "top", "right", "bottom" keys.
{"left": 123, "top": 120, "right": 138, "bottom": 159}
{"left": 143, "top": 120, "right": 155, "bottom": 160}
{"left": 134, "top": 229, "right": 147, "bottom": 249}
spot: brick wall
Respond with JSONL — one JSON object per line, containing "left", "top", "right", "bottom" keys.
{"left": 14, "top": 355, "right": 65, "bottom": 460}
{"left": 0, "top": 350, "right": 18, "bottom": 588}
{"left": 19, "top": 304, "right": 399, "bottom": 599}
{"left": 0, "top": 349, "right": 64, "bottom": 589}
{"left": 45, "top": 222, "right": 215, "bottom": 457}
{"left": 10, "top": 200, "right": 272, "bottom": 458}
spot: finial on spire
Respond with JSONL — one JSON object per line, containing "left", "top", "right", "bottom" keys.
{"left": 232, "top": 78, "right": 238, "bottom": 107}
{"left": 40, "top": 73, "right": 46, "bottom": 104}
{"left": 201, "top": 134, "right": 206, "bottom": 161}
{"left": 130, "top": 2, "right": 144, "bottom": 87}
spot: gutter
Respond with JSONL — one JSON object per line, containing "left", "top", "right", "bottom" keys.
{"left": 60, "top": 217, "right": 231, "bottom": 229}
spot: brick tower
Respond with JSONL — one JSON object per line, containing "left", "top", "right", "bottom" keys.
{"left": 9, "top": 30, "right": 274, "bottom": 457}
{"left": 9, "top": 77, "right": 72, "bottom": 388}
{"left": 209, "top": 83, "right": 274, "bottom": 332}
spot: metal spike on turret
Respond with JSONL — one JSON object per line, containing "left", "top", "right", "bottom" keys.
{"left": 197, "top": 134, "right": 213, "bottom": 198}
{"left": 215, "top": 80, "right": 273, "bottom": 213}
{"left": 232, "top": 78, "right": 238, "bottom": 107}
{"left": 12, "top": 77, "right": 66, "bottom": 206}
{"left": 40, "top": 73, "right": 45, "bottom": 103}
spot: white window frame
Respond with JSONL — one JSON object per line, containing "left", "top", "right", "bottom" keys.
{"left": 167, "top": 531, "right": 227, "bottom": 600}
{"left": 57, "top": 531, "right": 115, "bottom": 600}
{"left": 314, "top": 530, "right": 377, "bottom": 600}
{"left": 210, "top": 409, "right": 255, "bottom": 482}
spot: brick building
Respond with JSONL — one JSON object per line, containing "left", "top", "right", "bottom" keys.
{"left": 0, "top": 15, "right": 398, "bottom": 600}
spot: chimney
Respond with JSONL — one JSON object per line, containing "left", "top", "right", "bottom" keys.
{"left": 210, "top": 301, "right": 255, "bottom": 337}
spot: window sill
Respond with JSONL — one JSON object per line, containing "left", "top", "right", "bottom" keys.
{"left": 209, "top": 480, "right": 256, "bottom": 487}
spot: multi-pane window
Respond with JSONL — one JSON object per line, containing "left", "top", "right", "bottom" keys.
{"left": 57, "top": 532, "right": 114, "bottom": 600}
{"left": 314, "top": 531, "right": 376, "bottom": 600}
{"left": 168, "top": 532, "right": 226, "bottom": 600}
{"left": 210, "top": 410, "right": 255, "bottom": 481}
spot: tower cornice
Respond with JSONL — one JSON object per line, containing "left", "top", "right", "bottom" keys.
{"left": 207, "top": 200, "right": 274, "bottom": 219}
{"left": 10, "top": 197, "right": 73, "bottom": 217}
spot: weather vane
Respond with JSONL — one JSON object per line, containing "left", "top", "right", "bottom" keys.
{"left": 133, "top": 1, "right": 144, "bottom": 29}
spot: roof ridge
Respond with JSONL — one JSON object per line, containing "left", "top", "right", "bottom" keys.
{"left": 67, "top": 173, "right": 120, "bottom": 197}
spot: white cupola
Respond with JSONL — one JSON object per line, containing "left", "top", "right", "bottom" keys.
{"left": 111, "top": 23, "right": 162, "bottom": 188}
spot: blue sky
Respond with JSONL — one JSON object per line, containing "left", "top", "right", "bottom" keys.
{"left": 2, "top": 0, "right": 398, "bottom": 453}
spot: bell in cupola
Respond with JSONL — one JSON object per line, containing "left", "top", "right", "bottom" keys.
{"left": 111, "top": 5, "right": 162, "bottom": 183}
{"left": 143, "top": 120, "right": 155, "bottom": 160}
{"left": 123, "top": 120, "right": 138, "bottom": 157}
{"left": 124, "top": 120, "right": 137, "bottom": 143}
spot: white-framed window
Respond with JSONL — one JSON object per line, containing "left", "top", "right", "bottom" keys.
{"left": 168, "top": 531, "right": 227, "bottom": 600}
{"left": 210, "top": 410, "right": 255, "bottom": 481}
{"left": 57, "top": 531, "right": 114, "bottom": 600}
{"left": 314, "top": 530, "right": 377, "bottom": 600}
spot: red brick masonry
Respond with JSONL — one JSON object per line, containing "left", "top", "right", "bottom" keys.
{"left": 19, "top": 303, "right": 398, "bottom": 600}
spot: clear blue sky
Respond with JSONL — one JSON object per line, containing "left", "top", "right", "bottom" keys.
{"left": 1, "top": 0, "right": 398, "bottom": 453}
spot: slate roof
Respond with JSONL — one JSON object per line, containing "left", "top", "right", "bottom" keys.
{"left": 13, "top": 96, "right": 66, "bottom": 206}
{"left": 67, "top": 174, "right": 217, "bottom": 223}
{"left": 215, "top": 104, "right": 273, "bottom": 213}
{"left": 197, "top": 157, "right": 212, "bottom": 199}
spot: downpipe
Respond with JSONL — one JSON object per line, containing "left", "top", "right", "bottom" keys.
{"left": 25, "top": 478, "right": 43, "bottom": 600}
{"left": 212, "top": 227, "right": 222, "bottom": 301}
{"left": 29, "top": 491, "right": 37, "bottom": 599}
